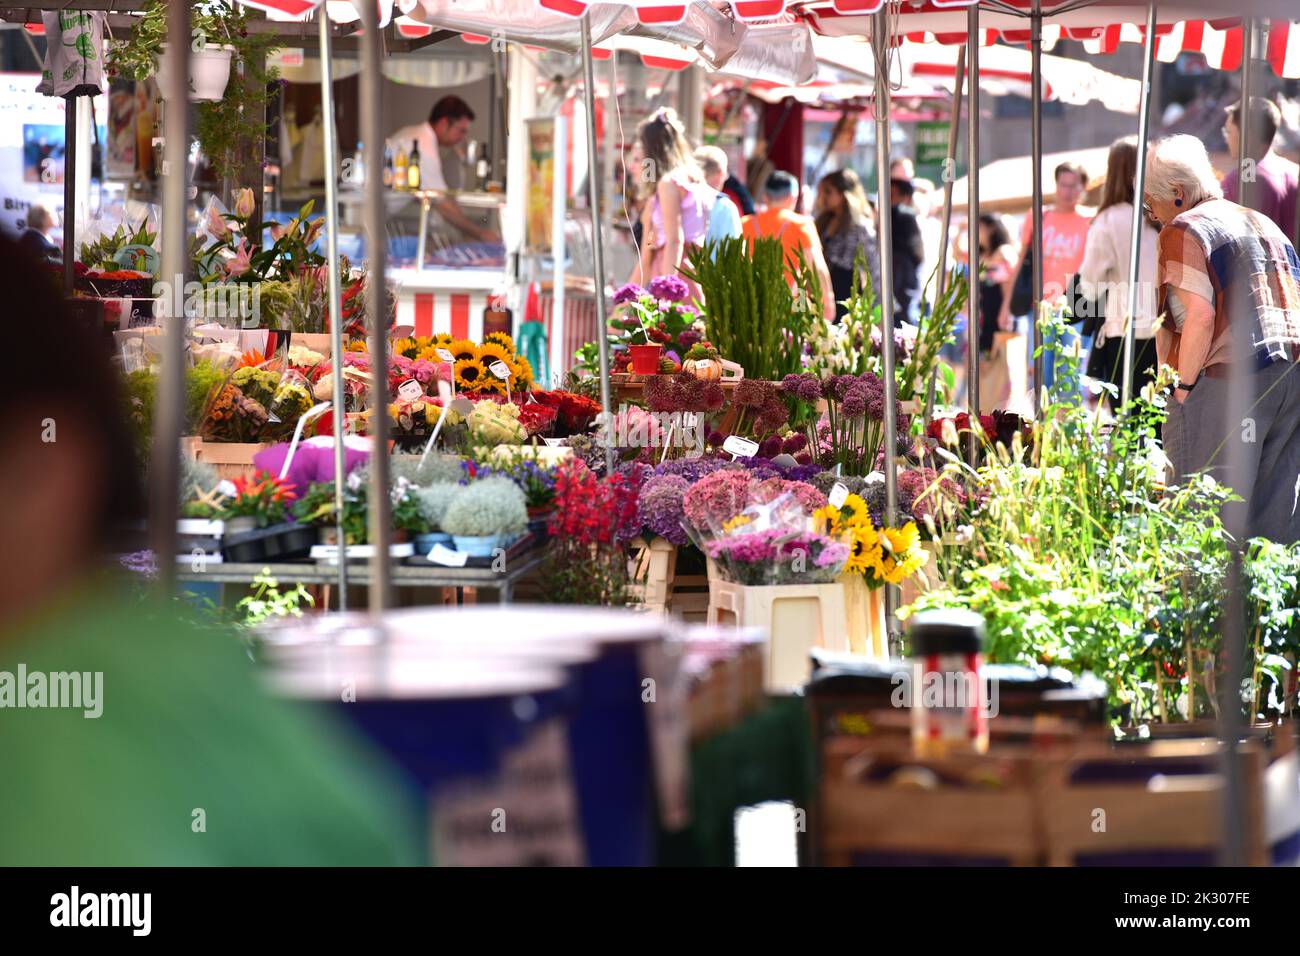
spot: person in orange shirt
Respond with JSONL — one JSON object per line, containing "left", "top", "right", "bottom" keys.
{"left": 742, "top": 171, "right": 836, "bottom": 321}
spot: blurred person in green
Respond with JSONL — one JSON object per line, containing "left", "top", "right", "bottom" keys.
{"left": 0, "top": 235, "right": 420, "bottom": 865}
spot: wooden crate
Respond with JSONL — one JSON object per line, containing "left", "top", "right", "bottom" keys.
{"left": 181, "top": 437, "right": 276, "bottom": 481}
{"left": 628, "top": 538, "right": 712, "bottom": 622}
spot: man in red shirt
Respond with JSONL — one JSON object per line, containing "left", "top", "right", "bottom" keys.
{"left": 1221, "top": 96, "right": 1299, "bottom": 239}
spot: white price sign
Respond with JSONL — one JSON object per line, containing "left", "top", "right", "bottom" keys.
{"left": 397, "top": 379, "right": 423, "bottom": 402}
{"left": 436, "top": 348, "right": 455, "bottom": 363}
{"left": 722, "top": 435, "right": 759, "bottom": 458}
{"left": 829, "top": 483, "right": 850, "bottom": 509}
{"left": 489, "top": 360, "right": 512, "bottom": 380}
{"left": 428, "top": 543, "right": 470, "bottom": 567}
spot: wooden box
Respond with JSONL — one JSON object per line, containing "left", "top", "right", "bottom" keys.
{"left": 182, "top": 437, "right": 276, "bottom": 481}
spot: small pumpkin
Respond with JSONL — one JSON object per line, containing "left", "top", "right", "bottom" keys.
{"left": 682, "top": 357, "right": 722, "bottom": 381}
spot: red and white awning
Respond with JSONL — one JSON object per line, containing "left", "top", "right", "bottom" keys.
{"left": 234, "top": 0, "right": 396, "bottom": 26}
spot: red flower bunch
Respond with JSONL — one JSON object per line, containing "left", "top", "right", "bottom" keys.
{"left": 927, "top": 412, "right": 995, "bottom": 444}
{"left": 531, "top": 389, "right": 602, "bottom": 434}
{"left": 517, "top": 402, "right": 558, "bottom": 437}
{"left": 548, "top": 460, "right": 639, "bottom": 547}
{"left": 222, "top": 472, "right": 298, "bottom": 526}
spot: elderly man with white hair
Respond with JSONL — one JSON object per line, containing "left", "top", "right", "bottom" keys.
{"left": 1145, "top": 134, "right": 1300, "bottom": 542}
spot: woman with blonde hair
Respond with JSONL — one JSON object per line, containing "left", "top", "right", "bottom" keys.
{"left": 1146, "top": 133, "right": 1300, "bottom": 542}
{"left": 1076, "top": 135, "right": 1159, "bottom": 400}
{"left": 814, "top": 168, "right": 880, "bottom": 320}
{"left": 629, "top": 107, "right": 717, "bottom": 287}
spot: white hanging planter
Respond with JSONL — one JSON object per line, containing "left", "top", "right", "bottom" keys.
{"left": 156, "top": 43, "right": 233, "bottom": 102}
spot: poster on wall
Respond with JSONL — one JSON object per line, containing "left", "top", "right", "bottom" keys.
{"left": 524, "top": 117, "right": 556, "bottom": 255}
{"left": 0, "top": 72, "right": 72, "bottom": 238}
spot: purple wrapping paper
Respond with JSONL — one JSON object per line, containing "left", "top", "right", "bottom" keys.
{"left": 253, "top": 436, "right": 370, "bottom": 499}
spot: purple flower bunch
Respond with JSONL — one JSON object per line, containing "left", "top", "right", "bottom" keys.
{"left": 781, "top": 371, "right": 899, "bottom": 423}
{"left": 754, "top": 432, "right": 812, "bottom": 464}
{"left": 750, "top": 477, "right": 828, "bottom": 516}
{"left": 645, "top": 371, "right": 725, "bottom": 413}
{"left": 654, "top": 456, "right": 738, "bottom": 484}
{"left": 731, "top": 378, "right": 789, "bottom": 436}
{"left": 704, "top": 530, "right": 849, "bottom": 585}
{"left": 613, "top": 283, "right": 647, "bottom": 305}
{"left": 648, "top": 274, "right": 689, "bottom": 303}
{"left": 682, "top": 470, "right": 754, "bottom": 529}
{"left": 637, "top": 474, "right": 691, "bottom": 545}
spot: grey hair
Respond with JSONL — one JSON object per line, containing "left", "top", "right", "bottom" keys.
{"left": 693, "top": 145, "right": 728, "bottom": 179}
{"left": 26, "top": 204, "right": 52, "bottom": 231}
{"left": 1145, "top": 134, "right": 1223, "bottom": 206}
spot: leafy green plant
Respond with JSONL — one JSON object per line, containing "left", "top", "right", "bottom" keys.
{"left": 235, "top": 567, "right": 314, "bottom": 627}
{"left": 79, "top": 220, "right": 157, "bottom": 272}
{"left": 107, "top": 0, "right": 281, "bottom": 182}
{"left": 682, "top": 235, "right": 814, "bottom": 382}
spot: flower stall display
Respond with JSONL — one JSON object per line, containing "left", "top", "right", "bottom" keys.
{"left": 543, "top": 459, "right": 642, "bottom": 606}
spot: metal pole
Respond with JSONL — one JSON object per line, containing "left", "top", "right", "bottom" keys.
{"left": 360, "top": 0, "right": 391, "bottom": 613}
{"left": 318, "top": 11, "right": 348, "bottom": 611}
{"left": 1030, "top": 1, "right": 1044, "bottom": 416}
{"left": 1121, "top": 0, "right": 1157, "bottom": 408}
{"left": 62, "top": 97, "right": 76, "bottom": 295}
{"left": 872, "top": 9, "right": 900, "bottom": 649}
{"left": 580, "top": 13, "right": 616, "bottom": 475}
{"left": 149, "top": 0, "right": 191, "bottom": 592}
{"left": 966, "top": 9, "right": 981, "bottom": 462}
{"left": 923, "top": 44, "right": 963, "bottom": 425}
{"left": 1218, "top": 16, "right": 1256, "bottom": 870}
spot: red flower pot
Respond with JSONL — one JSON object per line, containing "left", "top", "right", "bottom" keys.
{"left": 628, "top": 344, "right": 664, "bottom": 375}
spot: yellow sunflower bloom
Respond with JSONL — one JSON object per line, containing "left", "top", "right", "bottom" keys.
{"left": 413, "top": 335, "right": 434, "bottom": 349}
{"left": 344, "top": 339, "right": 368, "bottom": 353}
{"left": 393, "top": 337, "right": 419, "bottom": 359}
{"left": 432, "top": 332, "right": 455, "bottom": 347}
{"left": 512, "top": 354, "right": 535, "bottom": 391}
{"left": 843, "top": 523, "right": 882, "bottom": 576}
{"left": 448, "top": 338, "right": 479, "bottom": 363}
{"left": 477, "top": 342, "right": 513, "bottom": 371}
{"left": 882, "top": 522, "right": 920, "bottom": 556}
{"left": 455, "top": 357, "right": 489, "bottom": 391}
{"left": 840, "top": 493, "right": 870, "bottom": 527}
{"left": 416, "top": 345, "right": 445, "bottom": 363}
{"left": 484, "top": 331, "right": 516, "bottom": 354}
{"left": 812, "top": 504, "right": 842, "bottom": 536}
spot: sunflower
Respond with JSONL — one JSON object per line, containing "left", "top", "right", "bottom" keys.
{"left": 882, "top": 548, "right": 929, "bottom": 585}
{"left": 812, "top": 504, "right": 842, "bottom": 536}
{"left": 484, "top": 331, "right": 516, "bottom": 354}
{"left": 393, "top": 337, "right": 419, "bottom": 360}
{"left": 432, "top": 332, "right": 455, "bottom": 347}
{"left": 839, "top": 493, "right": 870, "bottom": 527}
{"left": 477, "top": 341, "right": 513, "bottom": 372}
{"left": 475, "top": 373, "right": 505, "bottom": 396}
{"left": 345, "top": 339, "right": 368, "bottom": 353}
{"left": 511, "top": 354, "right": 535, "bottom": 391}
{"left": 448, "top": 338, "right": 478, "bottom": 362}
{"left": 843, "top": 523, "right": 882, "bottom": 576}
{"left": 416, "top": 345, "right": 445, "bottom": 363}
{"left": 877, "top": 522, "right": 926, "bottom": 585}
{"left": 413, "top": 335, "right": 434, "bottom": 350}
{"left": 455, "top": 357, "right": 489, "bottom": 391}
{"left": 881, "top": 522, "right": 920, "bottom": 556}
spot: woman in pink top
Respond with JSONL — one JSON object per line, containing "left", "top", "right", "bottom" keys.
{"left": 629, "top": 108, "right": 715, "bottom": 291}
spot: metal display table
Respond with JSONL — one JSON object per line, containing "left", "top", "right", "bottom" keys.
{"left": 177, "top": 551, "right": 546, "bottom": 604}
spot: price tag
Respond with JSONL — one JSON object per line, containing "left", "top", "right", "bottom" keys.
{"left": 829, "top": 483, "right": 850, "bottom": 509}
{"left": 489, "top": 360, "right": 512, "bottom": 380}
{"left": 541, "top": 437, "right": 565, "bottom": 447}
{"left": 436, "top": 348, "right": 455, "bottom": 363}
{"left": 722, "top": 435, "right": 759, "bottom": 458}
{"left": 397, "top": 378, "right": 423, "bottom": 402}
{"left": 428, "top": 543, "right": 470, "bottom": 567}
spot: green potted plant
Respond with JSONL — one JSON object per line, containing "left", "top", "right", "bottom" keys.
{"left": 108, "top": 0, "right": 280, "bottom": 181}
{"left": 440, "top": 477, "right": 528, "bottom": 557}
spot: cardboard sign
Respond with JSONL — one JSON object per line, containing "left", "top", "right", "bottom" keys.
{"left": 722, "top": 435, "right": 758, "bottom": 458}
{"left": 397, "top": 378, "right": 423, "bottom": 402}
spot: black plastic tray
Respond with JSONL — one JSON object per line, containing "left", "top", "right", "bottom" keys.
{"left": 222, "top": 522, "right": 318, "bottom": 563}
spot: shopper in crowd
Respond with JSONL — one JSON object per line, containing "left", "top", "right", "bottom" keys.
{"left": 975, "top": 213, "right": 1019, "bottom": 356}
{"left": 720, "top": 159, "right": 756, "bottom": 218}
{"left": 1221, "top": 96, "right": 1299, "bottom": 238}
{"left": 1076, "top": 135, "right": 1159, "bottom": 402}
{"left": 17, "top": 204, "right": 59, "bottom": 261}
{"left": 889, "top": 177, "right": 925, "bottom": 325}
{"left": 0, "top": 236, "right": 418, "bottom": 864}
{"left": 814, "top": 168, "right": 880, "bottom": 320}
{"left": 1146, "top": 134, "right": 1300, "bottom": 543}
{"left": 629, "top": 107, "right": 717, "bottom": 289}
{"left": 694, "top": 145, "right": 743, "bottom": 245}
{"left": 742, "top": 170, "right": 836, "bottom": 321}
{"left": 890, "top": 157, "right": 915, "bottom": 182}
{"left": 999, "top": 161, "right": 1094, "bottom": 391}
{"left": 389, "top": 95, "right": 499, "bottom": 243}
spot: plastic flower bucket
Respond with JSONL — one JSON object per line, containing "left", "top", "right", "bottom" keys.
{"left": 414, "top": 532, "right": 452, "bottom": 554}
{"left": 452, "top": 534, "right": 505, "bottom": 557}
{"left": 627, "top": 344, "right": 663, "bottom": 375}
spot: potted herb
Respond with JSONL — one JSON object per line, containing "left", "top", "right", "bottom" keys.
{"left": 440, "top": 477, "right": 528, "bottom": 557}
{"left": 108, "top": 0, "right": 281, "bottom": 181}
